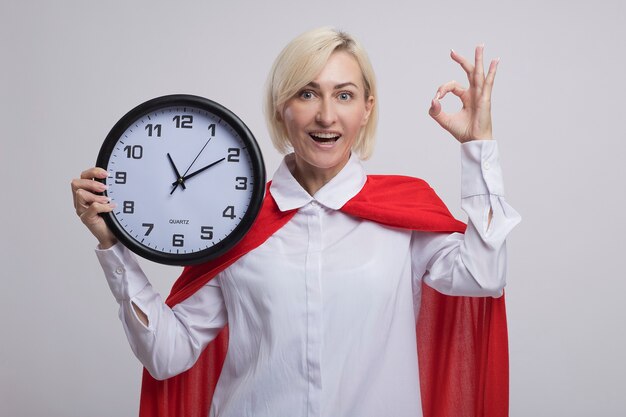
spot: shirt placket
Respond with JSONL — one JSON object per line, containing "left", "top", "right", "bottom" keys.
{"left": 304, "top": 201, "right": 323, "bottom": 417}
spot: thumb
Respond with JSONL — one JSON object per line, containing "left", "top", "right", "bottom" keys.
{"left": 428, "top": 95, "right": 451, "bottom": 129}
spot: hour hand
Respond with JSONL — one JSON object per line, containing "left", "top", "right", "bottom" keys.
{"left": 167, "top": 153, "right": 186, "bottom": 190}
{"left": 174, "top": 157, "right": 226, "bottom": 184}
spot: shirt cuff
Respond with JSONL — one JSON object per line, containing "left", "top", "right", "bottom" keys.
{"left": 461, "top": 140, "right": 505, "bottom": 198}
{"left": 95, "top": 242, "right": 150, "bottom": 302}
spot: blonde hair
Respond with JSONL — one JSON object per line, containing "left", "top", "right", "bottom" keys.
{"left": 264, "top": 27, "right": 378, "bottom": 159}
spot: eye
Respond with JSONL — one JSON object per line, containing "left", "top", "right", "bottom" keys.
{"left": 299, "top": 90, "right": 314, "bottom": 100}
{"left": 338, "top": 91, "right": 353, "bottom": 101}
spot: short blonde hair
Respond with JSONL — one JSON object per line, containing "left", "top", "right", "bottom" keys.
{"left": 264, "top": 27, "right": 378, "bottom": 159}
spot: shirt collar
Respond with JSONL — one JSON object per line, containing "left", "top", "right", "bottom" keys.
{"left": 270, "top": 153, "right": 367, "bottom": 212}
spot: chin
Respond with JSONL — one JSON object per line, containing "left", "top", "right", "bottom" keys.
{"left": 300, "top": 150, "right": 351, "bottom": 172}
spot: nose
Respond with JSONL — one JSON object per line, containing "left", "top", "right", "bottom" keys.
{"left": 315, "top": 98, "right": 337, "bottom": 127}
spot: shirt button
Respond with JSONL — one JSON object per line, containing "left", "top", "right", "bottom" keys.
{"left": 483, "top": 161, "right": 491, "bottom": 170}
{"left": 115, "top": 266, "right": 124, "bottom": 275}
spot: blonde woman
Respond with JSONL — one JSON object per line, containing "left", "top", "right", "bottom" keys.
{"left": 72, "top": 27, "right": 520, "bottom": 417}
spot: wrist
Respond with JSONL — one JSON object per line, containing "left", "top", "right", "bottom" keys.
{"left": 462, "top": 135, "right": 493, "bottom": 143}
{"left": 97, "top": 235, "right": 118, "bottom": 250}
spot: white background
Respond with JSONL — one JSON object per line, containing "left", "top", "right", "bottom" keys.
{"left": 1, "top": 1, "right": 624, "bottom": 416}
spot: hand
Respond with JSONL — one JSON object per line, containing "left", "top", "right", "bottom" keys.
{"left": 170, "top": 136, "right": 213, "bottom": 194}
{"left": 170, "top": 157, "right": 225, "bottom": 194}
{"left": 167, "top": 153, "right": 186, "bottom": 190}
{"left": 177, "top": 157, "right": 226, "bottom": 182}
{"left": 429, "top": 45, "right": 499, "bottom": 142}
{"left": 71, "top": 167, "right": 117, "bottom": 248}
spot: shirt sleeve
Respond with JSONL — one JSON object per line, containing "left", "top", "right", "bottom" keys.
{"left": 410, "top": 140, "right": 521, "bottom": 298}
{"left": 95, "top": 243, "right": 228, "bottom": 380}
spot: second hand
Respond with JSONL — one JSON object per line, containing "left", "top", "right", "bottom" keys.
{"left": 171, "top": 136, "right": 212, "bottom": 194}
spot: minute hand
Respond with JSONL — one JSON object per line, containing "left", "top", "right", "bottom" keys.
{"left": 174, "top": 157, "right": 226, "bottom": 184}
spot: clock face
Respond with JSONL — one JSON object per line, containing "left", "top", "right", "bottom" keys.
{"left": 96, "top": 95, "right": 265, "bottom": 265}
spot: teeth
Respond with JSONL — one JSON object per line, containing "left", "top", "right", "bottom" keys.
{"left": 310, "top": 132, "right": 340, "bottom": 141}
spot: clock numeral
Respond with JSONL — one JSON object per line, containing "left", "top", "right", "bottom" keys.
{"left": 173, "top": 115, "right": 193, "bottom": 129}
{"left": 208, "top": 123, "right": 216, "bottom": 136}
{"left": 172, "top": 234, "right": 184, "bottom": 247}
{"left": 123, "top": 201, "right": 135, "bottom": 214}
{"left": 142, "top": 223, "right": 154, "bottom": 236}
{"left": 200, "top": 226, "right": 214, "bottom": 240}
{"left": 227, "top": 148, "right": 240, "bottom": 162}
{"left": 235, "top": 177, "right": 248, "bottom": 190}
{"left": 222, "top": 205, "right": 236, "bottom": 220}
{"left": 115, "top": 171, "right": 127, "bottom": 184}
{"left": 145, "top": 123, "right": 162, "bottom": 137}
{"left": 123, "top": 145, "right": 143, "bottom": 159}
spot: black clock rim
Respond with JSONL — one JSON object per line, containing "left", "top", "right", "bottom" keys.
{"left": 95, "top": 94, "right": 266, "bottom": 266}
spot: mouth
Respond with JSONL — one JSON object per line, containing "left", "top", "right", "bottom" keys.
{"left": 309, "top": 131, "right": 341, "bottom": 144}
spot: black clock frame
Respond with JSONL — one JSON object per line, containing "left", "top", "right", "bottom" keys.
{"left": 96, "top": 94, "right": 266, "bottom": 266}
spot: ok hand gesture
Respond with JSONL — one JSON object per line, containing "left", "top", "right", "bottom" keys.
{"left": 429, "top": 45, "right": 499, "bottom": 142}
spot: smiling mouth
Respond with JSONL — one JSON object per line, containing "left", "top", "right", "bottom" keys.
{"left": 309, "top": 132, "right": 341, "bottom": 144}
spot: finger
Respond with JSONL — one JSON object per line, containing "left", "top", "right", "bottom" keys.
{"left": 81, "top": 167, "right": 109, "bottom": 180}
{"left": 74, "top": 188, "right": 110, "bottom": 213}
{"left": 72, "top": 167, "right": 108, "bottom": 201}
{"left": 483, "top": 58, "right": 500, "bottom": 100}
{"left": 428, "top": 92, "right": 453, "bottom": 128}
{"left": 79, "top": 201, "right": 115, "bottom": 225}
{"left": 435, "top": 80, "right": 472, "bottom": 110}
{"left": 450, "top": 49, "right": 473, "bottom": 80}
{"left": 75, "top": 188, "right": 110, "bottom": 205}
{"left": 429, "top": 95, "right": 442, "bottom": 118}
{"left": 71, "top": 178, "right": 108, "bottom": 209}
{"left": 429, "top": 104, "right": 455, "bottom": 136}
{"left": 71, "top": 177, "right": 108, "bottom": 194}
{"left": 436, "top": 80, "right": 467, "bottom": 100}
{"left": 474, "top": 44, "right": 485, "bottom": 88}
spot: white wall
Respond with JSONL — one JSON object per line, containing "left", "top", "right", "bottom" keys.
{"left": 1, "top": 0, "right": 624, "bottom": 416}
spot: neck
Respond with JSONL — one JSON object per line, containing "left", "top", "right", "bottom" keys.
{"left": 291, "top": 154, "right": 350, "bottom": 196}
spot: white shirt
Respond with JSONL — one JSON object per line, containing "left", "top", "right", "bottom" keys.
{"left": 96, "top": 140, "right": 521, "bottom": 417}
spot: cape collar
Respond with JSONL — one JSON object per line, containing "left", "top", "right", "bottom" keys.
{"left": 269, "top": 152, "right": 367, "bottom": 212}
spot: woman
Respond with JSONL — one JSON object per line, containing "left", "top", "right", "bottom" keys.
{"left": 72, "top": 27, "right": 520, "bottom": 417}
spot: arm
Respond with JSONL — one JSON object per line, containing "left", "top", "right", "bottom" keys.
{"left": 411, "top": 140, "right": 521, "bottom": 297}
{"left": 412, "top": 46, "right": 520, "bottom": 297}
{"left": 72, "top": 167, "right": 227, "bottom": 379}
{"left": 96, "top": 243, "right": 228, "bottom": 380}
{"left": 71, "top": 167, "right": 161, "bottom": 326}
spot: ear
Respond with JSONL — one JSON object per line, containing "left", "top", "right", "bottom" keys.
{"left": 275, "top": 99, "right": 288, "bottom": 122}
{"left": 275, "top": 109, "right": 290, "bottom": 143}
{"left": 361, "top": 95, "right": 375, "bottom": 126}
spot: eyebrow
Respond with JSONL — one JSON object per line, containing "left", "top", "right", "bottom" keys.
{"left": 306, "top": 81, "right": 359, "bottom": 90}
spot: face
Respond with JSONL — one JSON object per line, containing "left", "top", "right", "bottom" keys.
{"left": 279, "top": 50, "right": 374, "bottom": 181}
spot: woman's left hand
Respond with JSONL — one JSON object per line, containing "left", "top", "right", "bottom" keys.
{"left": 429, "top": 45, "right": 499, "bottom": 143}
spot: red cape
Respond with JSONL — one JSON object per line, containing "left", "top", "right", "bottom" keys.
{"left": 139, "top": 175, "right": 508, "bottom": 417}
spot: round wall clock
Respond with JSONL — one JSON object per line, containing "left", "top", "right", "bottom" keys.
{"left": 96, "top": 94, "right": 265, "bottom": 266}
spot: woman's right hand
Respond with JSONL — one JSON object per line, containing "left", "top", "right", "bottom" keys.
{"left": 71, "top": 167, "right": 118, "bottom": 249}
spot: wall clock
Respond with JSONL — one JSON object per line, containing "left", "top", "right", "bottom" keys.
{"left": 96, "top": 94, "right": 265, "bottom": 265}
